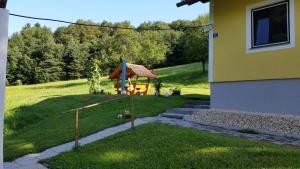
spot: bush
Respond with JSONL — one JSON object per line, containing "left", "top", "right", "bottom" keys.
{"left": 87, "top": 59, "right": 102, "bottom": 94}
{"left": 5, "top": 79, "right": 9, "bottom": 86}
{"left": 12, "top": 80, "right": 23, "bottom": 86}
{"left": 171, "top": 87, "right": 181, "bottom": 96}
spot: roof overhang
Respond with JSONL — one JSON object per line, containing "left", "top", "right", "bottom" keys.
{"left": 176, "top": 0, "right": 209, "bottom": 8}
{"left": 109, "top": 63, "right": 158, "bottom": 80}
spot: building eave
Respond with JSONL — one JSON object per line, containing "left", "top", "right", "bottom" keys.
{"left": 177, "top": 0, "right": 209, "bottom": 8}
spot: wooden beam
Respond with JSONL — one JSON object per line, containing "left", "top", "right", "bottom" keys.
{"left": 74, "top": 110, "right": 79, "bottom": 147}
{"left": 62, "top": 96, "right": 129, "bottom": 114}
{"left": 130, "top": 94, "right": 135, "bottom": 129}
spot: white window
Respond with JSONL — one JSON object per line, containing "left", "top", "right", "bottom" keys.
{"left": 246, "top": 0, "right": 295, "bottom": 53}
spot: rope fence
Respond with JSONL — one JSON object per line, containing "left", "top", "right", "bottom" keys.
{"left": 62, "top": 95, "right": 134, "bottom": 147}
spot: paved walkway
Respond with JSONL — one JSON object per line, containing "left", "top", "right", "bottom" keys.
{"left": 4, "top": 116, "right": 300, "bottom": 169}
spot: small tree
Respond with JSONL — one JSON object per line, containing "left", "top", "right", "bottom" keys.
{"left": 87, "top": 59, "right": 102, "bottom": 94}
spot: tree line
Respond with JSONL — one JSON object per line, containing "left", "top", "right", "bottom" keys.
{"left": 6, "top": 15, "right": 209, "bottom": 85}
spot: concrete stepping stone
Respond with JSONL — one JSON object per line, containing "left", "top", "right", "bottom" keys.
{"left": 4, "top": 162, "right": 20, "bottom": 169}
{"left": 16, "top": 164, "right": 48, "bottom": 169}
{"left": 4, "top": 162, "right": 47, "bottom": 169}
{"left": 187, "top": 101, "right": 210, "bottom": 105}
{"left": 166, "top": 108, "right": 205, "bottom": 115}
{"left": 161, "top": 113, "right": 186, "bottom": 119}
{"left": 183, "top": 104, "right": 210, "bottom": 109}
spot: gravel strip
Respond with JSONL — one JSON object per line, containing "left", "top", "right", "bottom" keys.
{"left": 186, "top": 109, "right": 300, "bottom": 139}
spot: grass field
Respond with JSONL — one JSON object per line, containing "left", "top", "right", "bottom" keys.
{"left": 4, "top": 63, "right": 210, "bottom": 161}
{"left": 42, "top": 123, "right": 300, "bottom": 169}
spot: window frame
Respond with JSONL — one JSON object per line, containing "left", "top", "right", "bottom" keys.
{"left": 251, "top": 1, "right": 290, "bottom": 48}
{"left": 246, "top": 0, "right": 295, "bottom": 54}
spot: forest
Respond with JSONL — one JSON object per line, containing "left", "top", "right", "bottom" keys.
{"left": 6, "top": 15, "right": 209, "bottom": 85}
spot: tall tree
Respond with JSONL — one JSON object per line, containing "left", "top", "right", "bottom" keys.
{"left": 181, "top": 29, "right": 208, "bottom": 72}
{"left": 138, "top": 31, "right": 168, "bottom": 68}
{"left": 62, "top": 39, "right": 84, "bottom": 79}
{"left": 7, "top": 14, "right": 210, "bottom": 85}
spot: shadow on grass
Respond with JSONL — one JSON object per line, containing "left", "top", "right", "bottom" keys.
{"left": 182, "top": 94, "right": 210, "bottom": 101}
{"left": 5, "top": 94, "right": 115, "bottom": 134}
{"left": 5, "top": 94, "right": 210, "bottom": 134}
{"left": 32, "top": 81, "right": 87, "bottom": 90}
{"left": 4, "top": 94, "right": 201, "bottom": 161}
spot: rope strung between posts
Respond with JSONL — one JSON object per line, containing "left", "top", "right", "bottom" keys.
{"left": 9, "top": 13, "right": 213, "bottom": 32}
{"left": 62, "top": 96, "right": 130, "bottom": 114}
{"left": 62, "top": 95, "right": 133, "bottom": 147}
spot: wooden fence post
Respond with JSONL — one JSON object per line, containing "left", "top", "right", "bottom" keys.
{"left": 130, "top": 94, "right": 135, "bottom": 128}
{"left": 74, "top": 110, "right": 79, "bottom": 147}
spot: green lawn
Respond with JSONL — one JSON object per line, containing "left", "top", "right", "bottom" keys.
{"left": 156, "top": 63, "right": 210, "bottom": 95}
{"left": 42, "top": 123, "right": 300, "bottom": 169}
{"left": 4, "top": 63, "right": 210, "bottom": 161}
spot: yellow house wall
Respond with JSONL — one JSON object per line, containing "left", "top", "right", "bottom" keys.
{"left": 213, "top": 0, "right": 300, "bottom": 82}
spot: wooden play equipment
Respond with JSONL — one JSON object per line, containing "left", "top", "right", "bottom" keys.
{"left": 109, "top": 63, "right": 158, "bottom": 95}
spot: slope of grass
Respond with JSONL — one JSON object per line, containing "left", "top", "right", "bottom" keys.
{"left": 156, "top": 63, "right": 210, "bottom": 95}
{"left": 4, "top": 63, "right": 209, "bottom": 161}
{"left": 43, "top": 123, "right": 300, "bottom": 169}
{"left": 5, "top": 96, "right": 186, "bottom": 161}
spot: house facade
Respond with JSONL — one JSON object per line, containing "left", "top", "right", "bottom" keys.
{"left": 209, "top": 0, "right": 300, "bottom": 115}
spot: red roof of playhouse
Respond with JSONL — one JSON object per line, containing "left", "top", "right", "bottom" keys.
{"left": 109, "top": 63, "right": 158, "bottom": 80}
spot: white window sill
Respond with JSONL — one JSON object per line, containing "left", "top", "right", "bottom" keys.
{"left": 246, "top": 43, "right": 295, "bottom": 54}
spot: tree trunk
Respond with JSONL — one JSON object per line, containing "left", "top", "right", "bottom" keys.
{"left": 202, "top": 61, "right": 206, "bottom": 73}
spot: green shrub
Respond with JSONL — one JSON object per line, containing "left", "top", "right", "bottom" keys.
{"left": 12, "top": 80, "right": 23, "bottom": 86}
{"left": 87, "top": 59, "right": 102, "bottom": 94}
{"left": 171, "top": 87, "right": 181, "bottom": 96}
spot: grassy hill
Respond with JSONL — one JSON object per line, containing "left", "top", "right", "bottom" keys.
{"left": 155, "top": 63, "right": 209, "bottom": 95}
{"left": 4, "top": 62, "right": 209, "bottom": 161}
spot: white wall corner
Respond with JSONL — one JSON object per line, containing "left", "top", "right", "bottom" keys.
{"left": 208, "top": 0, "right": 214, "bottom": 82}
{"left": 0, "top": 8, "right": 9, "bottom": 169}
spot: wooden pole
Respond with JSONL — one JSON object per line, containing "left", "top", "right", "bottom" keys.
{"left": 133, "top": 76, "right": 138, "bottom": 95}
{"left": 145, "top": 78, "right": 150, "bottom": 96}
{"left": 74, "top": 110, "right": 79, "bottom": 147}
{"left": 130, "top": 94, "right": 135, "bottom": 129}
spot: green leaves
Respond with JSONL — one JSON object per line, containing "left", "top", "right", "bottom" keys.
{"left": 87, "top": 59, "right": 102, "bottom": 94}
{"left": 7, "top": 15, "right": 209, "bottom": 85}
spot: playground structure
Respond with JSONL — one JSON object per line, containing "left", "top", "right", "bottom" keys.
{"left": 109, "top": 63, "right": 158, "bottom": 96}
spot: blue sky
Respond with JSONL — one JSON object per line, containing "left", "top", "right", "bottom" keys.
{"left": 7, "top": 0, "right": 209, "bottom": 35}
